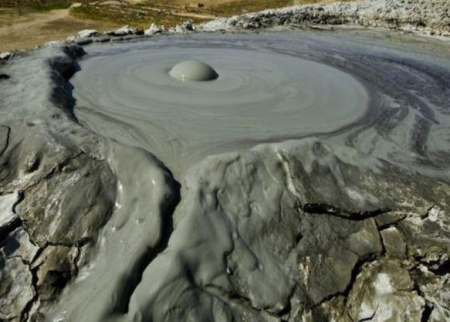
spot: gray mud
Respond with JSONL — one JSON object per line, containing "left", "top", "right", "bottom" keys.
{"left": 1, "top": 28, "right": 450, "bottom": 322}
{"left": 71, "top": 33, "right": 368, "bottom": 175}
{"left": 72, "top": 31, "right": 450, "bottom": 176}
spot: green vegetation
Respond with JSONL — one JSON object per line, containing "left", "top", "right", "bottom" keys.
{"left": 70, "top": 4, "right": 202, "bottom": 28}
{"left": 1, "top": 0, "right": 71, "bottom": 16}
{"left": 27, "top": 1, "right": 72, "bottom": 11}
{"left": 206, "top": 0, "right": 294, "bottom": 16}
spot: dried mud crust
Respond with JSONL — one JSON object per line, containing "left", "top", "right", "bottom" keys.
{"left": 0, "top": 45, "right": 179, "bottom": 321}
{"left": 124, "top": 139, "right": 450, "bottom": 321}
{"left": 200, "top": 0, "right": 450, "bottom": 38}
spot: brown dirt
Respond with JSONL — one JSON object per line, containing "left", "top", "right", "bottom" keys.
{"left": 0, "top": 8, "right": 120, "bottom": 52}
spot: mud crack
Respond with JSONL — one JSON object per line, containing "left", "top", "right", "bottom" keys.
{"left": 0, "top": 125, "right": 10, "bottom": 157}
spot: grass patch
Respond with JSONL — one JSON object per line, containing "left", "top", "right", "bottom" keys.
{"left": 27, "top": 2, "right": 72, "bottom": 11}
{"left": 70, "top": 4, "right": 203, "bottom": 28}
{"left": 209, "top": 0, "right": 294, "bottom": 16}
{"left": 0, "top": 1, "right": 71, "bottom": 13}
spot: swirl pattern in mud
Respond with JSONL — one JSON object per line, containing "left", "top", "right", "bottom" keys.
{"left": 72, "top": 46, "right": 368, "bottom": 138}
{"left": 71, "top": 32, "right": 450, "bottom": 176}
{"left": 71, "top": 35, "right": 373, "bottom": 174}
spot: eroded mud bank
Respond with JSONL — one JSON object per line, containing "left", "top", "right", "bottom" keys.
{"left": 1, "top": 29, "right": 450, "bottom": 322}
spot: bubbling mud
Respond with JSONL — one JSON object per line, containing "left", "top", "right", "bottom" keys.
{"left": 169, "top": 60, "right": 219, "bottom": 81}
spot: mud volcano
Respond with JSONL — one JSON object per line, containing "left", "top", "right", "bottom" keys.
{"left": 1, "top": 29, "right": 450, "bottom": 322}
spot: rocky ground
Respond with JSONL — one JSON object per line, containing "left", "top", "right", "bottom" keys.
{"left": 201, "top": 0, "right": 450, "bottom": 37}
{"left": 0, "top": 0, "right": 450, "bottom": 322}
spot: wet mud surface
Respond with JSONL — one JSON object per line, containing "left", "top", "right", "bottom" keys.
{"left": 71, "top": 33, "right": 369, "bottom": 175}
{"left": 72, "top": 31, "right": 450, "bottom": 176}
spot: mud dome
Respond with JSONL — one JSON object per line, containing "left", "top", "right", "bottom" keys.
{"left": 1, "top": 29, "right": 450, "bottom": 322}
{"left": 169, "top": 60, "right": 219, "bottom": 81}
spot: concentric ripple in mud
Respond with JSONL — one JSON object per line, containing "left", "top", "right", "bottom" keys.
{"left": 72, "top": 36, "right": 369, "bottom": 174}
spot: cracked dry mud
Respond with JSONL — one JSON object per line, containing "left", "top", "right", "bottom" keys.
{"left": 1, "top": 2, "right": 450, "bottom": 322}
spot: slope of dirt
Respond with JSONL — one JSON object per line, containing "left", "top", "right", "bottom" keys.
{"left": 0, "top": 8, "right": 120, "bottom": 52}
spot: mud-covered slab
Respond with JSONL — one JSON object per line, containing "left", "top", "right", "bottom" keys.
{"left": 17, "top": 153, "right": 116, "bottom": 246}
